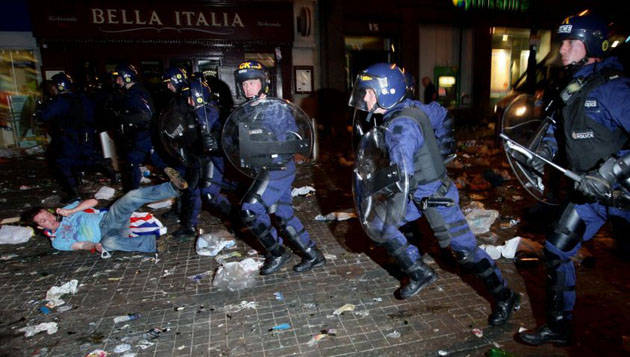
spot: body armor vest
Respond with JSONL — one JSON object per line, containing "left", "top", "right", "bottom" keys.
{"left": 561, "top": 69, "right": 628, "bottom": 173}
{"left": 387, "top": 106, "right": 446, "bottom": 184}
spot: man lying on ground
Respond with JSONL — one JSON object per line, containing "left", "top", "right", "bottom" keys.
{"left": 25, "top": 168, "right": 187, "bottom": 255}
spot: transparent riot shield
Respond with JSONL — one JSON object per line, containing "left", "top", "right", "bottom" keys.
{"left": 221, "top": 97, "right": 314, "bottom": 178}
{"left": 501, "top": 93, "right": 558, "bottom": 205}
{"left": 353, "top": 126, "right": 410, "bottom": 243}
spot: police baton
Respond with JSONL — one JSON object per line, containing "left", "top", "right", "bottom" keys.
{"left": 500, "top": 133, "right": 582, "bottom": 183}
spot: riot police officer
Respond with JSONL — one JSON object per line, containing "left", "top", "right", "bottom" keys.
{"left": 349, "top": 63, "right": 519, "bottom": 326}
{"left": 112, "top": 64, "right": 166, "bottom": 191}
{"left": 517, "top": 13, "right": 630, "bottom": 346}
{"left": 234, "top": 60, "right": 325, "bottom": 274}
{"left": 36, "top": 72, "right": 108, "bottom": 202}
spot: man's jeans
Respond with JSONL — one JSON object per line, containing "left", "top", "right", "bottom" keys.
{"left": 99, "top": 183, "right": 179, "bottom": 252}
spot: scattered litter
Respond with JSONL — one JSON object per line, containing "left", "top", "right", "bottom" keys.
{"left": 0, "top": 225, "right": 33, "bottom": 244}
{"left": 291, "top": 186, "right": 316, "bottom": 197}
{"left": 113, "top": 344, "right": 131, "bottom": 354}
{"left": 0, "top": 216, "right": 20, "bottom": 224}
{"left": 438, "top": 350, "right": 448, "bottom": 356}
{"left": 161, "top": 268, "right": 176, "bottom": 277}
{"left": 373, "top": 297, "right": 382, "bottom": 302}
{"left": 224, "top": 301, "right": 258, "bottom": 313}
{"left": 187, "top": 270, "right": 213, "bottom": 283}
{"left": 385, "top": 330, "right": 401, "bottom": 339}
{"left": 487, "top": 348, "right": 514, "bottom": 357}
{"left": 144, "top": 327, "right": 169, "bottom": 340}
{"left": 86, "top": 349, "right": 108, "bottom": 357}
{"left": 212, "top": 258, "right": 261, "bottom": 291}
{"left": 465, "top": 208, "right": 499, "bottom": 235}
{"left": 196, "top": 232, "right": 236, "bottom": 257}
{"left": 247, "top": 249, "right": 258, "bottom": 256}
{"left": 94, "top": 186, "right": 116, "bottom": 200}
{"left": 18, "top": 322, "right": 58, "bottom": 337}
{"left": 500, "top": 218, "right": 520, "bottom": 229}
{"left": 274, "top": 292, "right": 284, "bottom": 301}
{"left": 354, "top": 310, "right": 369, "bottom": 317}
{"left": 323, "top": 253, "right": 337, "bottom": 260}
{"left": 480, "top": 237, "right": 522, "bottom": 260}
{"left": 306, "top": 333, "right": 327, "bottom": 346}
{"left": 333, "top": 303, "right": 355, "bottom": 316}
{"left": 0, "top": 253, "right": 18, "bottom": 260}
{"left": 41, "top": 194, "right": 62, "bottom": 206}
{"left": 39, "top": 306, "right": 51, "bottom": 314}
{"left": 19, "top": 185, "right": 33, "bottom": 190}
{"left": 136, "top": 340, "right": 154, "bottom": 350}
{"left": 269, "top": 323, "right": 291, "bottom": 331}
{"left": 108, "top": 277, "right": 122, "bottom": 281}
{"left": 215, "top": 251, "right": 243, "bottom": 264}
{"left": 114, "top": 313, "right": 140, "bottom": 324}
{"left": 315, "top": 211, "right": 357, "bottom": 221}
{"left": 518, "top": 327, "right": 527, "bottom": 333}
{"left": 45, "top": 279, "right": 78, "bottom": 308}
{"left": 147, "top": 199, "right": 173, "bottom": 210}
{"left": 177, "top": 345, "right": 187, "bottom": 351}
{"left": 472, "top": 328, "right": 483, "bottom": 338}
{"left": 303, "top": 303, "right": 317, "bottom": 309}
{"left": 57, "top": 305, "right": 73, "bottom": 313}
{"left": 140, "top": 177, "right": 151, "bottom": 184}
{"left": 175, "top": 306, "right": 184, "bottom": 311}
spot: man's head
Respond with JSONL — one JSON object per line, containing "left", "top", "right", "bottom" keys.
{"left": 421, "top": 76, "right": 431, "bottom": 87}
{"left": 557, "top": 12, "right": 609, "bottom": 67}
{"left": 188, "top": 78, "right": 212, "bottom": 109}
{"left": 50, "top": 72, "right": 73, "bottom": 96}
{"left": 234, "top": 60, "right": 269, "bottom": 99}
{"left": 348, "top": 63, "right": 407, "bottom": 113}
{"left": 163, "top": 67, "right": 189, "bottom": 94}
{"left": 24, "top": 207, "right": 59, "bottom": 232}
{"left": 112, "top": 64, "right": 139, "bottom": 89}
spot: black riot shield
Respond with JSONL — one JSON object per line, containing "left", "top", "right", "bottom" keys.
{"left": 221, "top": 97, "right": 314, "bottom": 178}
{"left": 501, "top": 93, "right": 559, "bottom": 205}
{"left": 353, "top": 126, "right": 410, "bottom": 243}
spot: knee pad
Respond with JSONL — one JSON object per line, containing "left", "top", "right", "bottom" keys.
{"left": 240, "top": 208, "right": 258, "bottom": 228}
{"left": 547, "top": 203, "right": 585, "bottom": 252}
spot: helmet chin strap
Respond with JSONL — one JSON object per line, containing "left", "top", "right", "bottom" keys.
{"left": 564, "top": 57, "right": 588, "bottom": 74}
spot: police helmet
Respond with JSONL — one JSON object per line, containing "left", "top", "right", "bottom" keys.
{"left": 50, "top": 72, "right": 73, "bottom": 93}
{"left": 189, "top": 78, "right": 212, "bottom": 108}
{"left": 234, "top": 60, "right": 270, "bottom": 98}
{"left": 162, "top": 67, "right": 189, "bottom": 93}
{"left": 557, "top": 12, "right": 609, "bottom": 58}
{"left": 348, "top": 63, "right": 407, "bottom": 111}
{"left": 113, "top": 64, "right": 138, "bottom": 84}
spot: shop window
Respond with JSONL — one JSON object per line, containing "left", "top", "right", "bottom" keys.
{"left": 0, "top": 49, "right": 42, "bottom": 148}
{"left": 490, "top": 27, "right": 551, "bottom": 100}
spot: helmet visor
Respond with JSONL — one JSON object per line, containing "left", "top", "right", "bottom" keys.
{"left": 348, "top": 77, "right": 369, "bottom": 111}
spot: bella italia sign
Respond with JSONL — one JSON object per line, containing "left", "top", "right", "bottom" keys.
{"left": 452, "top": 0, "right": 530, "bottom": 12}
{"left": 32, "top": 3, "right": 293, "bottom": 42}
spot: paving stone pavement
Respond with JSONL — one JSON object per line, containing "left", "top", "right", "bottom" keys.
{"left": 1, "top": 143, "right": 628, "bottom": 356}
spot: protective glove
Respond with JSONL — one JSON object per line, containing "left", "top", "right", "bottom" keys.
{"left": 201, "top": 133, "right": 219, "bottom": 153}
{"left": 575, "top": 172, "right": 613, "bottom": 203}
{"left": 510, "top": 144, "right": 552, "bottom": 174}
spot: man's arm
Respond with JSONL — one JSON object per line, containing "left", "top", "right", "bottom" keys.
{"left": 56, "top": 199, "right": 98, "bottom": 217}
{"left": 70, "top": 242, "right": 103, "bottom": 252}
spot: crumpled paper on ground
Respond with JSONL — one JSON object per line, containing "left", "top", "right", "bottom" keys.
{"left": 94, "top": 186, "right": 116, "bottom": 200}
{"left": 45, "top": 279, "right": 78, "bottom": 308}
{"left": 465, "top": 208, "right": 499, "bottom": 235}
{"left": 19, "top": 322, "right": 58, "bottom": 337}
{"left": 291, "top": 186, "right": 316, "bottom": 197}
{"left": 212, "top": 258, "right": 262, "bottom": 291}
{"left": 0, "top": 225, "right": 33, "bottom": 244}
{"left": 315, "top": 211, "right": 357, "bottom": 221}
{"left": 196, "top": 231, "right": 235, "bottom": 257}
{"left": 480, "top": 236, "right": 522, "bottom": 260}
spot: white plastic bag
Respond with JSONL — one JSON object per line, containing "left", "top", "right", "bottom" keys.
{"left": 212, "top": 258, "right": 262, "bottom": 291}
{"left": 0, "top": 225, "right": 33, "bottom": 244}
{"left": 465, "top": 208, "right": 499, "bottom": 235}
{"left": 196, "top": 233, "right": 235, "bottom": 257}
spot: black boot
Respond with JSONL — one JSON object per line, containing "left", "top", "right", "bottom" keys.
{"left": 398, "top": 260, "right": 437, "bottom": 299}
{"left": 172, "top": 225, "right": 196, "bottom": 240}
{"left": 488, "top": 288, "right": 521, "bottom": 326}
{"left": 293, "top": 246, "right": 326, "bottom": 272}
{"left": 279, "top": 223, "right": 325, "bottom": 272}
{"left": 260, "top": 244, "right": 292, "bottom": 275}
{"left": 518, "top": 314, "right": 573, "bottom": 346}
{"left": 457, "top": 250, "right": 519, "bottom": 326}
{"left": 382, "top": 239, "right": 436, "bottom": 299}
{"left": 255, "top": 226, "right": 291, "bottom": 275}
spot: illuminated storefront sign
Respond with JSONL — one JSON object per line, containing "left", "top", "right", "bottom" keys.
{"left": 452, "top": 0, "right": 530, "bottom": 12}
